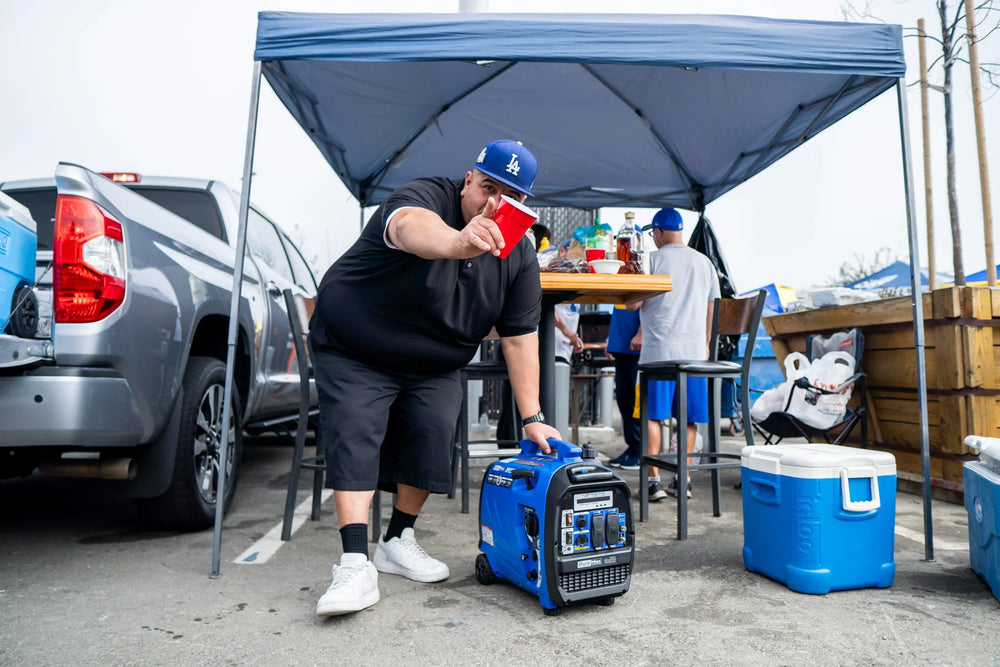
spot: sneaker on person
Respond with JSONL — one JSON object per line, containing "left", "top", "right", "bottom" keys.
{"left": 373, "top": 527, "right": 450, "bottom": 583}
{"left": 667, "top": 477, "right": 692, "bottom": 498}
{"left": 618, "top": 454, "right": 641, "bottom": 470}
{"left": 608, "top": 450, "right": 631, "bottom": 468}
{"left": 316, "top": 553, "right": 380, "bottom": 617}
{"left": 648, "top": 480, "right": 667, "bottom": 502}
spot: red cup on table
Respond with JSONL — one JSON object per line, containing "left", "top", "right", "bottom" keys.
{"left": 492, "top": 195, "right": 539, "bottom": 259}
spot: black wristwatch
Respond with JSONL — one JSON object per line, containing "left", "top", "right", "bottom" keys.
{"left": 521, "top": 411, "right": 546, "bottom": 427}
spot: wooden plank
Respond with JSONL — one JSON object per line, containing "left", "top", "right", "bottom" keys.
{"left": 933, "top": 325, "right": 965, "bottom": 390}
{"left": 936, "top": 395, "right": 968, "bottom": 454}
{"left": 967, "top": 395, "right": 1000, "bottom": 440}
{"left": 888, "top": 448, "right": 945, "bottom": 480}
{"left": 879, "top": 419, "right": 942, "bottom": 450}
{"left": 865, "top": 390, "right": 885, "bottom": 443}
{"left": 963, "top": 286, "right": 994, "bottom": 319}
{"left": 865, "top": 349, "right": 937, "bottom": 390}
{"left": 964, "top": 326, "right": 996, "bottom": 388}
{"left": 763, "top": 293, "right": 934, "bottom": 335}
{"left": 942, "top": 459, "right": 970, "bottom": 484}
{"left": 872, "top": 395, "right": 940, "bottom": 425}
{"left": 992, "top": 287, "right": 1000, "bottom": 317}
{"left": 865, "top": 327, "right": 936, "bottom": 351}
{"left": 932, "top": 286, "right": 963, "bottom": 319}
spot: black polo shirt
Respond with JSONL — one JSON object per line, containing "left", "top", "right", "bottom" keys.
{"left": 310, "top": 177, "right": 542, "bottom": 375}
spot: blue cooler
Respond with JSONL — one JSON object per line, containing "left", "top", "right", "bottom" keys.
{"left": 741, "top": 443, "right": 896, "bottom": 594}
{"left": 0, "top": 192, "right": 37, "bottom": 327}
{"left": 963, "top": 435, "right": 1000, "bottom": 603}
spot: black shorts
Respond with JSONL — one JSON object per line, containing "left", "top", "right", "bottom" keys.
{"left": 311, "top": 344, "right": 462, "bottom": 494}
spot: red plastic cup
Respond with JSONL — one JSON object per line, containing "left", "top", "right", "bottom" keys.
{"left": 492, "top": 195, "right": 538, "bottom": 259}
{"left": 585, "top": 249, "right": 606, "bottom": 263}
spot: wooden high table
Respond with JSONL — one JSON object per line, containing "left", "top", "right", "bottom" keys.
{"left": 538, "top": 273, "right": 673, "bottom": 422}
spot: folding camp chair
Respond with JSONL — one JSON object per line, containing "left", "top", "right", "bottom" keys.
{"left": 752, "top": 328, "right": 868, "bottom": 447}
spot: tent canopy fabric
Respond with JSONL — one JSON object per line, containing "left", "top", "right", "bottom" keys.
{"left": 846, "top": 260, "right": 955, "bottom": 291}
{"left": 254, "top": 12, "right": 904, "bottom": 210}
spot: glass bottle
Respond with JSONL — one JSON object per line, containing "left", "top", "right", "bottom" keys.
{"left": 616, "top": 211, "right": 639, "bottom": 272}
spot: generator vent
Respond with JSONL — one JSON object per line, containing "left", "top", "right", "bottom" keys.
{"left": 559, "top": 563, "right": 630, "bottom": 592}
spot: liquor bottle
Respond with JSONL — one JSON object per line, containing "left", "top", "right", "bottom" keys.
{"left": 616, "top": 211, "right": 639, "bottom": 273}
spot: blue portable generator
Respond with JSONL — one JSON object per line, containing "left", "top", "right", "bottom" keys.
{"left": 476, "top": 439, "right": 634, "bottom": 615}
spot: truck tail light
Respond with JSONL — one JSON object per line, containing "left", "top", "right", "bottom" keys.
{"left": 53, "top": 195, "right": 126, "bottom": 323}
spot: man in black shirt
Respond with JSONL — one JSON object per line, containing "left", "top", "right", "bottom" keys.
{"left": 309, "top": 139, "right": 561, "bottom": 616}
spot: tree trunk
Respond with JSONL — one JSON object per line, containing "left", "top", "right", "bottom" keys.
{"left": 940, "top": 0, "right": 966, "bottom": 284}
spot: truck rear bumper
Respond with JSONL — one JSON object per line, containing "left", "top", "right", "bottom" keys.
{"left": 0, "top": 368, "right": 144, "bottom": 447}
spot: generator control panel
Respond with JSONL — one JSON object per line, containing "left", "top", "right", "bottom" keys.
{"left": 559, "top": 489, "right": 628, "bottom": 555}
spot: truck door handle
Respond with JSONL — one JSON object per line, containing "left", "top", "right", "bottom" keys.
{"left": 266, "top": 281, "right": 282, "bottom": 297}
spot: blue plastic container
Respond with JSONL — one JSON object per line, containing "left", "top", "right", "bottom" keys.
{"left": 741, "top": 443, "right": 897, "bottom": 594}
{"left": 963, "top": 461, "right": 1000, "bottom": 603}
{"left": 0, "top": 192, "right": 37, "bottom": 326}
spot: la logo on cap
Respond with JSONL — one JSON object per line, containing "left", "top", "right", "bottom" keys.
{"left": 506, "top": 154, "right": 520, "bottom": 176}
{"left": 477, "top": 148, "right": 487, "bottom": 163}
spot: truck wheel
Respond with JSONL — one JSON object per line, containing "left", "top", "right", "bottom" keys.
{"left": 140, "top": 356, "right": 242, "bottom": 530}
{"left": 475, "top": 553, "right": 499, "bottom": 585}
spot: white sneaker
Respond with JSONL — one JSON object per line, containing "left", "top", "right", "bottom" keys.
{"left": 316, "top": 553, "right": 380, "bottom": 617}
{"left": 372, "top": 527, "right": 450, "bottom": 583}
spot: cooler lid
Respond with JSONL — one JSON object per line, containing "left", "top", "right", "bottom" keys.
{"left": 741, "top": 443, "right": 896, "bottom": 478}
{"left": 965, "top": 435, "right": 1000, "bottom": 474}
{"left": 0, "top": 191, "right": 37, "bottom": 233}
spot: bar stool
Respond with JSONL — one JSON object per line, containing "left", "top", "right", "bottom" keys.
{"left": 279, "top": 289, "right": 381, "bottom": 542}
{"left": 450, "top": 346, "right": 523, "bottom": 513}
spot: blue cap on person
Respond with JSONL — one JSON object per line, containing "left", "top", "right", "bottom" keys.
{"left": 642, "top": 207, "right": 683, "bottom": 232}
{"left": 474, "top": 139, "right": 538, "bottom": 197}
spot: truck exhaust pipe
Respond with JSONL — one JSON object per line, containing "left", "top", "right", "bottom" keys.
{"left": 38, "top": 458, "right": 136, "bottom": 480}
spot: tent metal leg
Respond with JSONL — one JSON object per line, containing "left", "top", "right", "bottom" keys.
{"left": 212, "top": 61, "right": 263, "bottom": 578}
{"left": 896, "top": 78, "right": 934, "bottom": 562}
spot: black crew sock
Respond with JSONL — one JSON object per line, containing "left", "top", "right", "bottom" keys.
{"left": 340, "top": 523, "right": 369, "bottom": 558}
{"left": 384, "top": 507, "right": 417, "bottom": 541}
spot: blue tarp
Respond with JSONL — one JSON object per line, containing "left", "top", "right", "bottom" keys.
{"left": 967, "top": 265, "right": 1000, "bottom": 283}
{"left": 846, "top": 260, "right": 954, "bottom": 291}
{"left": 254, "top": 12, "right": 904, "bottom": 209}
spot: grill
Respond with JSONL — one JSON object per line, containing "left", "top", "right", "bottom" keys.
{"left": 560, "top": 563, "right": 632, "bottom": 592}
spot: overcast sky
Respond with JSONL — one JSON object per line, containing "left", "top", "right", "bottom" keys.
{"left": 1, "top": 0, "right": 996, "bottom": 291}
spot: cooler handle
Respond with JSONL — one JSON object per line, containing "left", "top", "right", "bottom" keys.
{"left": 519, "top": 438, "right": 582, "bottom": 462}
{"left": 839, "top": 467, "right": 880, "bottom": 512}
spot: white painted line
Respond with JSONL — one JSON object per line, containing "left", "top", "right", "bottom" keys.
{"left": 894, "top": 524, "right": 966, "bottom": 552}
{"left": 235, "top": 488, "right": 333, "bottom": 564}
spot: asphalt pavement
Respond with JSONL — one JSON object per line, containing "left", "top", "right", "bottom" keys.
{"left": 1, "top": 430, "right": 997, "bottom": 666}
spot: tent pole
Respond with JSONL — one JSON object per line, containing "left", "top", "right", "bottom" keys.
{"left": 212, "top": 61, "right": 263, "bottom": 578}
{"left": 896, "top": 78, "right": 934, "bottom": 561}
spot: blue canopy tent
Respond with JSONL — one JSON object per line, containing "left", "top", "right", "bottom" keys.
{"left": 211, "top": 12, "right": 935, "bottom": 572}
{"left": 847, "top": 260, "right": 954, "bottom": 291}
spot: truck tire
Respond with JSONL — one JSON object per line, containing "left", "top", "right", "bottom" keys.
{"left": 139, "top": 356, "right": 243, "bottom": 530}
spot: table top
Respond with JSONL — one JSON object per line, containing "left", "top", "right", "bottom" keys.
{"left": 539, "top": 272, "right": 673, "bottom": 305}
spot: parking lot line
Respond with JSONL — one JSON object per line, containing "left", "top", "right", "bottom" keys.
{"left": 894, "top": 524, "right": 966, "bottom": 552}
{"left": 234, "top": 488, "right": 333, "bottom": 564}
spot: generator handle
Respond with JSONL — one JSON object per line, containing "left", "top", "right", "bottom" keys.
{"left": 519, "top": 438, "right": 582, "bottom": 462}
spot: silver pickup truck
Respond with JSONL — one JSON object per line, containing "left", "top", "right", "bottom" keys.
{"left": 0, "top": 163, "right": 318, "bottom": 528}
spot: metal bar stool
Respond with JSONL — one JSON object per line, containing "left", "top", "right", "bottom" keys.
{"left": 450, "top": 344, "right": 523, "bottom": 513}
{"left": 638, "top": 290, "right": 766, "bottom": 539}
{"left": 280, "top": 289, "right": 381, "bottom": 542}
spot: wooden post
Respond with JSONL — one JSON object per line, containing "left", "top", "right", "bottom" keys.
{"left": 964, "top": 0, "right": 996, "bottom": 286}
{"left": 918, "top": 19, "right": 937, "bottom": 290}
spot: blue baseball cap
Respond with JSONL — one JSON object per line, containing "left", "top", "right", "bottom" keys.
{"left": 642, "top": 207, "right": 683, "bottom": 232}
{"left": 474, "top": 139, "right": 538, "bottom": 197}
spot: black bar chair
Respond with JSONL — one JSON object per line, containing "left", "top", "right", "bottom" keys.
{"left": 450, "top": 343, "right": 523, "bottom": 513}
{"left": 638, "top": 289, "right": 766, "bottom": 539}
